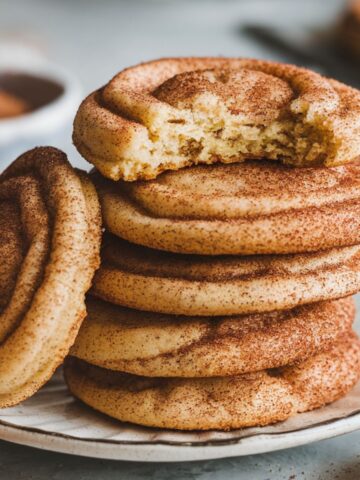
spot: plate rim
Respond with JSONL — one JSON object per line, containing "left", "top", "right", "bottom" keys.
{"left": 1, "top": 411, "right": 360, "bottom": 462}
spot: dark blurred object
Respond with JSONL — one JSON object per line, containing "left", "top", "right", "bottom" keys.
{"left": 338, "top": 0, "right": 360, "bottom": 59}
{"left": 242, "top": 23, "right": 360, "bottom": 89}
{"left": 242, "top": 25, "right": 327, "bottom": 73}
{"left": 0, "top": 73, "right": 64, "bottom": 120}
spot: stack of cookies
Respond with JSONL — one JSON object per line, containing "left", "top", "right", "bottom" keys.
{"left": 66, "top": 57, "right": 360, "bottom": 430}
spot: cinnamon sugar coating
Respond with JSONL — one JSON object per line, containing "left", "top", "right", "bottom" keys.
{"left": 71, "top": 296, "right": 354, "bottom": 377}
{"left": 92, "top": 234, "right": 360, "bottom": 316}
{"left": 73, "top": 57, "right": 360, "bottom": 181}
{"left": 64, "top": 333, "right": 360, "bottom": 430}
{"left": 93, "top": 160, "right": 360, "bottom": 255}
{"left": 0, "top": 147, "right": 101, "bottom": 407}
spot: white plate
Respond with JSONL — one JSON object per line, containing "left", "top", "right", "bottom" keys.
{"left": 0, "top": 371, "right": 360, "bottom": 462}
{"left": 0, "top": 43, "right": 81, "bottom": 158}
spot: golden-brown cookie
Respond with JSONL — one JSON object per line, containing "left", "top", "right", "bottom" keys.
{"left": 73, "top": 57, "right": 360, "bottom": 181}
{"left": 71, "top": 296, "right": 354, "bottom": 377}
{"left": 93, "top": 160, "right": 360, "bottom": 255}
{"left": 92, "top": 235, "right": 360, "bottom": 316}
{"left": 65, "top": 333, "right": 360, "bottom": 430}
{"left": 0, "top": 147, "right": 101, "bottom": 407}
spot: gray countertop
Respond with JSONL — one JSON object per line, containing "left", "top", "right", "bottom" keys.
{"left": 1, "top": 430, "right": 360, "bottom": 480}
{"left": 1, "top": 0, "right": 359, "bottom": 477}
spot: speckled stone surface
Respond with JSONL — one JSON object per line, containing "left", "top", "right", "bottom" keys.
{"left": 1, "top": 0, "right": 360, "bottom": 477}
{"left": 1, "top": 433, "right": 360, "bottom": 480}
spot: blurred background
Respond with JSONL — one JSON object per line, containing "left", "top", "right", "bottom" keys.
{"left": 0, "top": 0, "right": 358, "bottom": 169}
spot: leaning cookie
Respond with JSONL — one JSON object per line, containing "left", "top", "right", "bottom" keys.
{"left": 0, "top": 147, "right": 101, "bottom": 407}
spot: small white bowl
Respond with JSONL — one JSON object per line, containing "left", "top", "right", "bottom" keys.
{"left": 0, "top": 44, "right": 81, "bottom": 153}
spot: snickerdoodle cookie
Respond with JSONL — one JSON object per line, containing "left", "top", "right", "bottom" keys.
{"left": 93, "top": 160, "right": 360, "bottom": 255}
{"left": 92, "top": 235, "right": 360, "bottom": 316}
{"left": 65, "top": 333, "right": 360, "bottom": 430}
{"left": 71, "top": 296, "right": 354, "bottom": 377}
{"left": 73, "top": 57, "right": 360, "bottom": 181}
{"left": 0, "top": 147, "right": 101, "bottom": 407}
